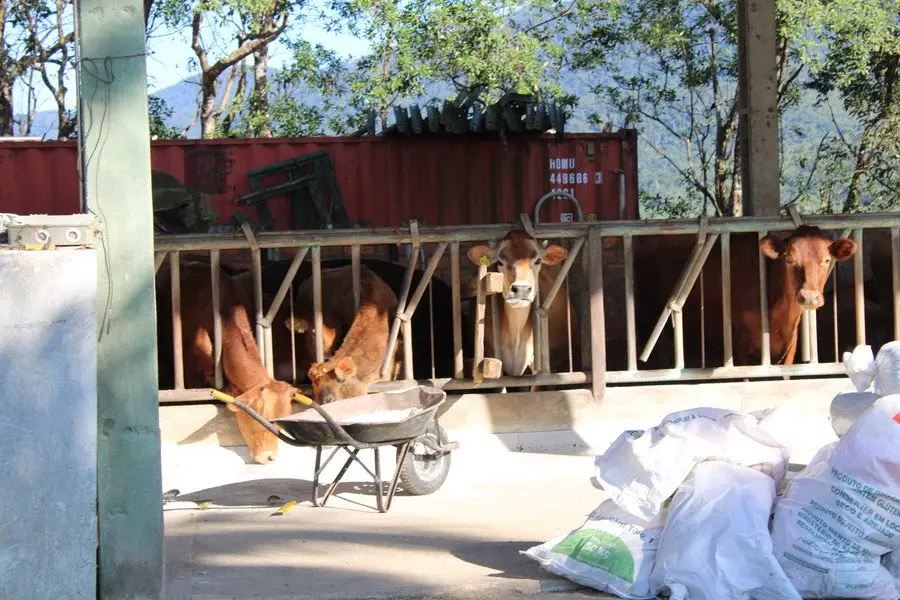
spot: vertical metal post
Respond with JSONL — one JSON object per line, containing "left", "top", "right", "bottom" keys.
{"left": 211, "top": 250, "right": 224, "bottom": 388}
{"left": 351, "top": 244, "right": 361, "bottom": 314}
{"left": 673, "top": 311, "right": 685, "bottom": 370}
{"left": 580, "top": 236, "right": 593, "bottom": 372}
{"left": 832, "top": 268, "right": 839, "bottom": 362}
{"left": 252, "top": 243, "right": 265, "bottom": 358}
{"left": 487, "top": 239, "right": 502, "bottom": 366}
{"left": 170, "top": 251, "right": 184, "bottom": 390}
{"left": 78, "top": 0, "right": 164, "bottom": 593}
{"left": 532, "top": 275, "right": 543, "bottom": 374}
{"left": 758, "top": 232, "right": 771, "bottom": 366}
{"left": 289, "top": 285, "right": 297, "bottom": 384}
{"left": 699, "top": 270, "right": 706, "bottom": 368}
{"left": 474, "top": 263, "right": 488, "bottom": 380}
{"left": 588, "top": 227, "right": 606, "bottom": 401}
{"left": 312, "top": 246, "right": 325, "bottom": 363}
{"left": 893, "top": 227, "right": 900, "bottom": 340}
{"left": 800, "top": 311, "right": 811, "bottom": 363}
{"left": 538, "top": 237, "right": 584, "bottom": 375}
{"left": 450, "top": 242, "right": 463, "bottom": 377}
{"left": 854, "top": 228, "right": 866, "bottom": 346}
{"left": 809, "top": 309, "right": 819, "bottom": 364}
{"left": 623, "top": 235, "right": 637, "bottom": 372}
{"left": 721, "top": 233, "right": 733, "bottom": 367}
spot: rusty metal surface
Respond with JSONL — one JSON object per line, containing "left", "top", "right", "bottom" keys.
{"left": 0, "top": 132, "right": 639, "bottom": 227}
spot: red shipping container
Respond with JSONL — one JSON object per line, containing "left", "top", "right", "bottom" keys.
{"left": 0, "top": 132, "right": 638, "bottom": 228}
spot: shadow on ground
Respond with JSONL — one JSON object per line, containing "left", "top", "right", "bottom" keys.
{"left": 170, "top": 478, "right": 419, "bottom": 509}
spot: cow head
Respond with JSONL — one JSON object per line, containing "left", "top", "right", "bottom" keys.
{"left": 467, "top": 230, "right": 567, "bottom": 308}
{"left": 284, "top": 316, "right": 339, "bottom": 357}
{"left": 307, "top": 356, "right": 369, "bottom": 404}
{"left": 760, "top": 225, "right": 857, "bottom": 310}
{"left": 223, "top": 380, "right": 296, "bottom": 464}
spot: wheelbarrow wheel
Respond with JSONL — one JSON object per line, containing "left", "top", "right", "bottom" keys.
{"left": 398, "top": 420, "right": 451, "bottom": 496}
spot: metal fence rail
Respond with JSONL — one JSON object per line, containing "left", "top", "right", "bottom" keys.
{"left": 154, "top": 213, "right": 900, "bottom": 404}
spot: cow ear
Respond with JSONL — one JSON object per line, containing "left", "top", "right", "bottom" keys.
{"left": 830, "top": 238, "right": 857, "bottom": 262}
{"left": 759, "top": 235, "right": 784, "bottom": 260}
{"left": 334, "top": 357, "right": 356, "bottom": 381}
{"left": 467, "top": 245, "right": 497, "bottom": 266}
{"left": 285, "top": 317, "right": 308, "bottom": 333}
{"left": 541, "top": 244, "right": 567, "bottom": 265}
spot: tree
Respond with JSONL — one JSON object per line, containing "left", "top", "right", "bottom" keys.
{"left": 324, "top": 0, "right": 566, "bottom": 131}
{"left": 157, "top": 0, "right": 291, "bottom": 138}
{"left": 19, "top": 0, "right": 75, "bottom": 139}
{"left": 0, "top": 0, "right": 73, "bottom": 136}
{"left": 782, "top": 0, "right": 899, "bottom": 212}
{"left": 569, "top": 0, "right": 767, "bottom": 217}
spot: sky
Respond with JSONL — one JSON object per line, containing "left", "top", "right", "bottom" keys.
{"left": 14, "top": 5, "right": 371, "bottom": 119}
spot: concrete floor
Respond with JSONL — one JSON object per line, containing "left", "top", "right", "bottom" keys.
{"left": 161, "top": 380, "right": 849, "bottom": 600}
{"left": 162, "top": 438, "right": 615, "bottom": 600}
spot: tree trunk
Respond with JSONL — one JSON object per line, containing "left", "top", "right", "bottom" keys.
{"left": 731, "top": 124, "right": 744, "bottom": 216}
{"left": 0, "top": 77, "right": 13, "bottom": 136}
{"left": 843, "top": 132, "right": 872, "bottom": 213}
{"left": 200, "top": 75, "right": 218, "bottom": 138}
{"left": 251, "top": 45, "right": 271, "bottom": 137}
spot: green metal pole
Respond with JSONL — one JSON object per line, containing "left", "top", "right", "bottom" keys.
{"left": 75, "top": 1, "right": 164, "bottom": 598}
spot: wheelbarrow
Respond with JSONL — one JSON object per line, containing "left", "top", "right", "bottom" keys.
{"left": 211, "top": 385, "right": 459, "bottom": 513}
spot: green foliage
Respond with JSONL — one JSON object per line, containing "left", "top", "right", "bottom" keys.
{"left": 148, "top": 95, "right": 183, "bottom": 139}
{"left": 778, "top": 0, "right": 899, "bottom": 213}
{"left": 569, "top": 0, "right": 745, "bottom": 216}
{"left": 322, "top": 0, "right": 566, "bottom": 130}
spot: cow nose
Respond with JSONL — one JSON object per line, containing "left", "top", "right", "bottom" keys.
{"left": 510, "top": 283, "right": 532, "bottom": 297}
{"left": 253, "top": 451, "right": 277, "bottom": 464}
{"left": 799, "top": 290, "right": 821, "bottom": 306}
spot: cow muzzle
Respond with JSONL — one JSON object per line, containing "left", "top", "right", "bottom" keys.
{"left": 797, "top": 289, "right": 823, "bottom": 309}
{"left": 506, "top": 281, "right": 535, "bottom": 306}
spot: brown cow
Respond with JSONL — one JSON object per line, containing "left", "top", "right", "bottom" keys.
{"left": 634, "top": 225, "right": 858, "bottom": 369}
{"left": 466, "top": 230, "right": 580, "bottom": 376}
{"left": 285, "top": 264, "right": 402, "bottom": 403}
{"left": 156, "top": 259, "right": 299, "bottom": 464}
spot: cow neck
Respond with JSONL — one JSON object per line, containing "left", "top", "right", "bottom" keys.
{"left": 499, "top": 300, "right": 535, "bottom": 375}
{"left": 767, "top": 256, "right": 804, "bottom": 355}
{"left": 224, "top": 309, "right": 274, "bottom": 392}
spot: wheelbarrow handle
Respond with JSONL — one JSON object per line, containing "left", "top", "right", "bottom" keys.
{"left": 210, "top": 390, "right": 301, "bottom": 446}
{"left": 211, "top": 389, "right": 381, "bottom": 450}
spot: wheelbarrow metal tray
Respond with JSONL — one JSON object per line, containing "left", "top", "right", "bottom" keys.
{"left": 275, "top": 386, "right": 446, "bottom": 446}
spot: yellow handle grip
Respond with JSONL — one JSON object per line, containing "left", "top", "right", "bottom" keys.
{"left": 210, "top": 389, "right": 235, "bottom": 404}
{"left": 293, "top": 393, "right": 314, "bottom": 406}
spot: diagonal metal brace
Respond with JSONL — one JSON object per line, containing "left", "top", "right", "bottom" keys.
{"left": 639, "top": 215, "right": 718, "bottom": 363}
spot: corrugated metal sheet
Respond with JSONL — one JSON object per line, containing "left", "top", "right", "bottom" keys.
{"left": 0, "top": 132, "right": 638, "bottom": 227}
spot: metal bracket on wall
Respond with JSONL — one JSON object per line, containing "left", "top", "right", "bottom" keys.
{"left": 4, "top": 214, "right": 102, "bottom": 248}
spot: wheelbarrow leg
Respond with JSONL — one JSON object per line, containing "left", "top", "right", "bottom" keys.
{"left": 373, "top": 447, "right": 385, "bottom": 513}
{"left": 381, "top": 442, "right": 412, "bottom": 513}
{"left": 312, "top": 445, "right": 345, "bottom": 508}
{"left": 319, "top": 448, "right": 359, "bottom": 507}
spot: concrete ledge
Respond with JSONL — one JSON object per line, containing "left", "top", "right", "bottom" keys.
{"left": 160, "top": 378, "right": 853, "bottom": 463}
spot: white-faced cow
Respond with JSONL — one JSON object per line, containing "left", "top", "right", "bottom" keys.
{"left": 467, "top": 230, "right": 580, "bottom": 376}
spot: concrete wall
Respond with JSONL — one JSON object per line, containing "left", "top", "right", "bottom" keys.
{"left": 160, "top": 377, "right": 854, "bottom": 466}
{"left": 0, "top": 249, "right": 97, "bottom": 599}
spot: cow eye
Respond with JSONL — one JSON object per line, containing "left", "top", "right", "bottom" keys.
{"left": 497, "top": 257, "right": 507, "bottom": 267}
{"left": 533, "top": 257, "right": 542, "bottom": 265}
{"left": 784, "top": 256, "right": 794, "bottom": 264}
